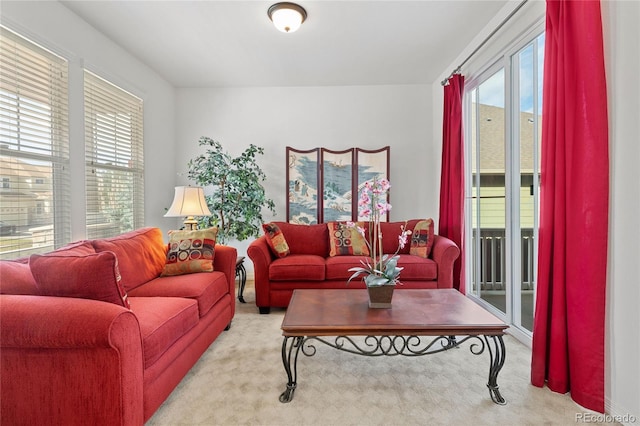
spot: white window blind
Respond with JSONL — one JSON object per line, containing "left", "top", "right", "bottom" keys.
{"left": 84, "top": 71, "right": 144, "bottom": 239}
{"left": 0, "top": 26, "right": 70, "bottom": 259}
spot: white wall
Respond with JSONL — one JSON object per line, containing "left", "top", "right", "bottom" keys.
{"left": 175, "top": 85, "right": 434, "bottom": 262}
{"left": 1, "top": 1, "right": 176, "bottom": 239}
{"left": 602, "top": 1, "right": 640, "bottom": 423}
{"left": 433, "top": 0, "right": 640, "bottom": 422}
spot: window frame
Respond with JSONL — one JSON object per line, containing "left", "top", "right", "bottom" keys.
{"left": 83, "top": 69, "right": 144, "bottom": 239}
{"left": 0, "top": 25, "right": 71, "bottom": 259}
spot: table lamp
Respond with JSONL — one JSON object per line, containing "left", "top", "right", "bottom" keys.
{"left": 164, "top": 186, "right": 212, "bottom": 230}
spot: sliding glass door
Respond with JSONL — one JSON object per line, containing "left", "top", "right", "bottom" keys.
{"left": 513, "top": 33, "right": 544, "bottom": 333}
{"left": 465, "top": 30, "right": 544, "bottom": 342}
{"left": 469, "top": 68, "right": 507, "bottom": 315}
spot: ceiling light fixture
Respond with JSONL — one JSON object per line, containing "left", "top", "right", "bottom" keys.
{"left": 268, "top": 2, "right": 307, "bottom": 33}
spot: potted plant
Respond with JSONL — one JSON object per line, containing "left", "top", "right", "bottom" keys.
{"left": 346, "top": 177, "right": 411, "bottom": 308}
{"left": 187, "top": 137, "right": 276, "bottom": 243}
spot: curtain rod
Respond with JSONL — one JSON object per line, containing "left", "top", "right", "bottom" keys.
{"left": 441, "top": 0, "right": 529, "bottom": 86}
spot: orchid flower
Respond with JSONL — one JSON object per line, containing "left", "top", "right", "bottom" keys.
{"left": 346, "top": 177, "right": 407, "bottom": 287}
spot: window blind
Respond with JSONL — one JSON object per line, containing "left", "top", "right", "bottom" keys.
{"left": 0, "top": 26, "right": 70, "bottom": 259}
{"left": 84, "top": 71, "right": 144, "bottom": 239}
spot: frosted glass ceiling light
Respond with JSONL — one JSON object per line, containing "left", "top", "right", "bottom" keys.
{"left": 268, "top": 2, "right": 307, "bottom": 33}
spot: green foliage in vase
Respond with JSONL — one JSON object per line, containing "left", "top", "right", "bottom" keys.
{"left": 187, "top": 137, "right": 276, "bottom": 243}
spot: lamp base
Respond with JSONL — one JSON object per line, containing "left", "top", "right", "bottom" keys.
{"left": 183, "top": 217, "right": 198, "bottom": 230}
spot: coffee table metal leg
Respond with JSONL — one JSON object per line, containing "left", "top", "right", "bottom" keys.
{"left": 278, "top": 334, "right": 506, "bottom": 405}
{"left": 280, "top": 336, "right": 303, "bottom": 403}
{"left": 484, "top": 335, "right": 507, "bottom": 405}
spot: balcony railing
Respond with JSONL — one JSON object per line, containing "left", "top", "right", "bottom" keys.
{"left": 471, "top": 228, "right": 535, "bottom": 291}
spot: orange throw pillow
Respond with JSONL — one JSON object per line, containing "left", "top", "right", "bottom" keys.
{"left": 263, "top": 222, "right": 290, "bottom": 258}
{"left": 410, "top": 219, "right": 435, "bottom": 258}
{"left": 161, "top": 227, "right": 218, "bottom": 276}
{"left": 328, "top": 222, "right": 370, "bottom": 257}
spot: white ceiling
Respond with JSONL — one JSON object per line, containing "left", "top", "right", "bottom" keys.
{"left": 60, "top": 0, "right": 509, "bottom": 88}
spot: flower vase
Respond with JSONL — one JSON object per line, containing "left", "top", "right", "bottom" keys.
{"left": 367, "top": 284, "right": 394, "bottom": 309}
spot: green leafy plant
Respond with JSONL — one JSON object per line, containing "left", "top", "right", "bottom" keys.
{"left": 187, "top": 137, "right": 276, "bottom": 243}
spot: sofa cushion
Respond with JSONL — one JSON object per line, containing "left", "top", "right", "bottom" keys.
{"left": 161, "top": 228, "right": 217, "bottom": 277}
{"left": 0, "top": 260, "right": 38, "bottom": 295}
{"left": 29, "top": 251, "right": 130, "bottom": 309}
{"left": 128, "top": 297, "right": 199, "bottom": 368}
{"left": 129, "top": 271, "right": 228, "bottom": 317}
{"left": 378, "top": 220, "right": 421, "bottom": 255}
{"left": 262, "top": 222, "right": 290, "bottom": 258}
{"left": 327, "top": 222, "right": 370, "bottom": 257}
{"left": 410, "top": 218, "right": 435, "bottom": 258}
{"left": 325, "top": 255, "right": 371, "bottom": 280}
{"left": 272, "top": 222, "right": 329, "bottom": 257}
{"left": 92, "top": 227, "right": 167, "bottom": 291}
{"left": 393, "top": 254, "right": 437, "bottom": 281}
{"left": 269, "top": 254, "right": 325, "bottom": 281}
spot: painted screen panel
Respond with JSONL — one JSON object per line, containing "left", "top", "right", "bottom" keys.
{"left": 287, "top": 148, "right": 319, "bottom": 224}
{"left": 321, "top": 149, "right": 353, "bottom": 222}
{"left": 356, "top": 147, "right": 390, "bottom": 222}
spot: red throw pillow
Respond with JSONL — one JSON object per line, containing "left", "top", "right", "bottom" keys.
{"left": 327, "top": 222, "right": 370, "bottom": 257}
{"left": 263, "top": 222, "right": 290, "bottom": 258}
{"left": 410, "top": 218, "right": 435, "bottom": 258}
{"left": 92, "top": 227, "right": 167, "bottom": 291}
{"left": 29, "top": 251, "right": 130, "bottom": 309}
{"left": 161, "top": 227, "right": 218, "bottom": 276}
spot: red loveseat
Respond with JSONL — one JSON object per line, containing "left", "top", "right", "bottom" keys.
{"left": 247, "top": 220, "right": 460, "bottom": 314}
{"left": 0, "top": 227, "right": 237, "bottom": 425}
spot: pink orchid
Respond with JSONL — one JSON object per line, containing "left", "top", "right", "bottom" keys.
{"left": 347, "top": 177, "right": 406, "bottom": 288}
{"left": 398, "top": 227, "right": 411, "bottom": 249}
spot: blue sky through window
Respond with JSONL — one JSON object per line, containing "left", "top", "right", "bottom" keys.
{"left": 475, "top": 32, "right": 545, "bottom": 115}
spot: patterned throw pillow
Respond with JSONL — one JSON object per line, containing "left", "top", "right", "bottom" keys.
{"left": 328, "top": 222, "right": 370, "bottom": 257}
{"left": 263, "top": 222, "right": 290, "bottom": 258}
{"left": 161, "top": 227, "right": 218, "bottom": 277}
{"left": 410, "top": 218, "right": 435, "bottom": 258}
{"left": 29, "top": 251, "right": 130, "bottom": 309}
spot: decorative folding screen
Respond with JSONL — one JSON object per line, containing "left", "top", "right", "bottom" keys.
{"left": 286, "top": 146, "right": 389, "bottom": 224}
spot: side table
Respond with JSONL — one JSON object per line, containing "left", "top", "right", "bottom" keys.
{"left": 235, "top": 256, "right": 247, "bottom": 303}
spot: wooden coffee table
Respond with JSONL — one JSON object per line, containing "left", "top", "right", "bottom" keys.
{"left": 279, "top": 288, "right": 509, "bottom": 405}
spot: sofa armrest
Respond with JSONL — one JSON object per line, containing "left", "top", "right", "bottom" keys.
{"left": 431, "top": 235, "right": 461, "bottom": 289}
{"left": 247, "top": 236, "right": 274, "bottom": 308}
{"left": 0, "top": 295, "right": 144, "bottom": 425}
{"left": 213, "top": 244, "right": 238, "bottom": 301}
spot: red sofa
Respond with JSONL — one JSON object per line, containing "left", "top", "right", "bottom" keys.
{"left": 0, "top": 227, "right": 237, "bottom": 425}
{"left": 247, "top": 220, "right": 460, "bottom": 313}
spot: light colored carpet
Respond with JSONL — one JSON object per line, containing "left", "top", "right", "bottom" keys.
{"left": 147, "top": 286, "right": 612, "bottom": 426}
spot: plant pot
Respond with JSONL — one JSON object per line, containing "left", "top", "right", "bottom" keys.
{"left": 367, "top": 284, "right": 394, "bottom": 308}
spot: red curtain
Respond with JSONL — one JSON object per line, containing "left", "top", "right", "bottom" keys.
{"left": 531, "top": 0, "right": 609, "bottom": 413}
{"left": 439, "top": 74, "right": 465, "bottom": 294}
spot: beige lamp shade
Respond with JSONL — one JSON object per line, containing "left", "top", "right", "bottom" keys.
{"left": 165, "top": 186, "right": 212, "bottom": 230}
